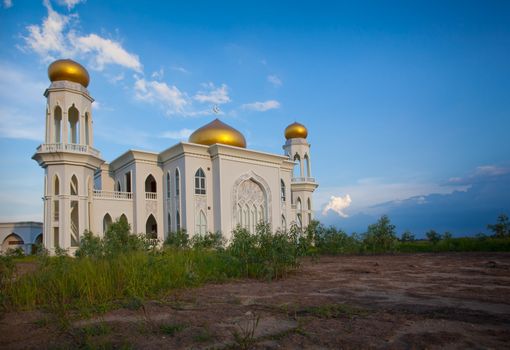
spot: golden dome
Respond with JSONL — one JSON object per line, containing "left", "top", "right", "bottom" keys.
{"left": 48, "top": 59, "right": 90, "bottom": 87}
{"left": 285, "top": 122, "right": 308, "bottom": 139}
{"left": 189, "top": 119, "right": 246, "bottom": 148}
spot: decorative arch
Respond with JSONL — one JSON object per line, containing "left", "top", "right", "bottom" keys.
{"left": 196, "top": 210, "right": 207, "bottom": 235}
{"left": 145, "top": 174, "right": 157, "bottom": 192}
{"left": 68, "top": 104, "right": 79, "bottom": 144}
{"left": 54, "top": 106, "right": 62, "bottom": 143}
{"left": 119, "top": 214, "right": 128, "bottom": 224}
{"left": 175, "top": 168, "right": 180, "bottom": 195}
{"left": 53, "top": 174, "right": 60, "bottom": 195}
{"left": 146, "top": 214, "right": 157, "bottom": 238}
{"left": 70, "top": 175, "right": 78, "bottom": 195}
{"left": 84, "top": 112, "right": 90, "bottom": 145}
{"left": 304, "top": 154, "right": 311, "bottom": 177}
{"left": 231, "top": 171, "right": 272, "bottom": 228}
{"left": 293, "top": 153, "right": 301, "bottom": 177}
{"left": 194, "top": 168, "right": 206, "bottom": 195}
{"left": 103, "top": 213, "right": 112, "bottom": 234}
{"left": 2, "top": 233, "right": 24, "bottom": 252}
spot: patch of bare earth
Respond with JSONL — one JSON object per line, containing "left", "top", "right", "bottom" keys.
{"left": 1, "top": 253, "right": 509, "bottom": 349}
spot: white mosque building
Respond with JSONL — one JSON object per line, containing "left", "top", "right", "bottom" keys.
{"left": 32, "top": 59, "right": 318, "bottom": 254}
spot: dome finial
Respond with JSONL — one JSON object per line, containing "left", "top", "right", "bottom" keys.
{"left": 48, "top": 59, "right": 90, "bottom": 87}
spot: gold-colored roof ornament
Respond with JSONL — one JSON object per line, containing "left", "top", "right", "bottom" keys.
{"left": 284, "top": 122, "right": 308, "bottom": 139}
{"left": 48, "top": 59, "right": 90, "bottom": 87}
{"left": 189, "top": 118, "right": 247, "bottom": 148}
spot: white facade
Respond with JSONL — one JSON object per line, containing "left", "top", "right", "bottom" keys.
{"left": 33, "top": 67, "right": 318, "bottom": 254}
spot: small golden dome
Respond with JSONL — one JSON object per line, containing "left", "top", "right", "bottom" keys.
{"left": 189, "top": 119, "right": 247, "bottom": 148}
{"left": 48, "top": 59, "right": 90, "bottom": 87}
{"left": 285, "top": 122, "right": 308, "bottom": 139}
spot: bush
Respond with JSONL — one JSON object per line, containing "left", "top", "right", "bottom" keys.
{"left": 164, "top": 230, "right": 189, "bottom": 249}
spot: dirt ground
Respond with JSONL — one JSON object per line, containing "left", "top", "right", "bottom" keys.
{"left": 1, "top": 253, "right": 510, "bottom": 349}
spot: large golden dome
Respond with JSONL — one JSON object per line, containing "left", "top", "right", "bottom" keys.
{"left": 189, "top": 119, "right": 246, "bottom": 148}
{"left": 48, "top": 59, "right": 90, "bottom": 87}
{"left": 285, "top": 122, "right": 308, "bottom": 139}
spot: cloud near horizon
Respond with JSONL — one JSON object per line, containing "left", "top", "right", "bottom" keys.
{"left": 241, "top": 100, "right": 280, "bottom": 111}
{"left": 322, "top": 194, "right": 352, "bottom": 217}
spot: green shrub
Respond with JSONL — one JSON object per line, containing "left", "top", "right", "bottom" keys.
{"left": 362, "top": 215, "right": 398, "bottom": 253}
{"left": 164, "top": 230, "right": 189, "bottom": 249}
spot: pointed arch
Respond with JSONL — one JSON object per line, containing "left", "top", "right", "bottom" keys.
{"left": 280, "top": 179, "right": 286, "bottom": 202}
{"left": 145, "top": 174, "right": 157, "bottom": 192}
{"left": 194, "top": 168, "right": 206, "bottom": 195}
{"left": 103, "top": 213, "right": 112, "bottom": 234}
{"left": 119, "top": 214, "right": 128, "bottom": 224}
{"left": 146, "top": 214, "right": 157, "bottom": 238}
{"left": 54, "top": 106, "right": 62, "bottom": 143}
{"left": 70, "top": 175, "right": 78, "bottom": 195}
{"left": 231, "top": 171, "right": 272, "bottom": 228}
{"left": 2, "top": 233, "right": 24, "bottom": 252}
{"left": 166, "top": 171, "right": 171, "bottom": 198}
{"left": 174, "top": 168, "right": 180, "bottom": 196}
{"left": 304, "top": 154, "right": 311, "bottom": 177}
{"left": 53, "top": 174, "right": 60, "bottom": 195}
{"left": 293, "top": 153, "right": 301, "bottom": 177}
{"left": 84, "top": 112, "right": 90, "bottom": 145}
{"left": 196, "top": 210, "right": 207, "bottom": 235}
{"left": 68, "top": 104, "right": 79, "bottom": 144}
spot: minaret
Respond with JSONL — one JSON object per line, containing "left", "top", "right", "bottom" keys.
{"left": 33, "top": 59, "right": 103, "bottom": 254}
{"left": 283, "top": 122, "right": 318, "bottom": 229}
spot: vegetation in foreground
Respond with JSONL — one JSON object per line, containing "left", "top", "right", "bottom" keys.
{"left": 1, "top": 214, "right": 509, "bottom": 315}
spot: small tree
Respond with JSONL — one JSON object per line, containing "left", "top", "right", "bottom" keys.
{"left": 363, "top": 215, "right": 398, "bottom": 253}
{"left": 487, "top": 214, "right": 510, "bottom": 238}
{"left": 426, "top": 230, "right": 441, "bottom": 245}
{"left": 401, "top": 230, "right": 415, "bottom": 242}
{"left": 442, "top": 231, "right": 452, "bottom": 240}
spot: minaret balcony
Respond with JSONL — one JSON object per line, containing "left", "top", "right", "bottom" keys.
{"left": 291, "top": 177, "right": 316, "bottom": 183}
{"left": 36, "top": 143, "right": 101, "bottom": 157}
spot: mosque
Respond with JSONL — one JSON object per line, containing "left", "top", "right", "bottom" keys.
{"left": 31, "top": 59, "right": 318, "bottom": 254}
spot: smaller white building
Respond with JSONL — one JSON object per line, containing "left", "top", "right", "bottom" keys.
{"left": 0, "top": 222, "right": 43, "bottom": 255}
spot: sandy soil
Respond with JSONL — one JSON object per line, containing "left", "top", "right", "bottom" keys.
{"left": 1, "top": 253, "right": 510, "bottom": 349}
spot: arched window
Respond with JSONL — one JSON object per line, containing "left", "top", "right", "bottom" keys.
{"left": 68, "top": 105, "right": 79, "bottom": 144}
{"left": 54, "top": 106, "right": 62, "bottom": 143}
{"left": 176, "top": 210, "right": 181, "bottom": 231}
{"left": 195, "top": 168, "right": 206, "bottom": 195}
{"left": 196, "top": 210, "right": 207, "bottom": 235}
{"left": 281, "top": 215, "right": 287, "bottom": 230}
{"left": 70, "top": 175, "right": 78, "bottom": 195}
{"left": 53, "top": 175, "right": 60, "bottom": 195}
{"left": 116, "top": 181, "right": 121, "bottom": 192}
{"left": 166, "top": 172, "right": 171, "bottom": 198}
{"left": 280, "top": 179, "right": 286, "bottom": 202}
{"left": 293, "top": 154, "right": 301, "bottom": 177}
{"left": 304, "top": 154, "right": 311, "bottom": 177}
{"left": 103, "top": 213, "right": 112, "bottom": 234}
{"left": 297, "top": 197, "right": 302, "bottom": 211}
{"left": 146, "top": 214, "right": 157, "bottom": 238}
{"left": 84, "top": 112, "right": 90, "bottom": 145}
{"left": 145, "top": 174, "right": 157, "bottom": 192}
{"left": 167, "top": 212, "right": 171, "bottom": 233}
{"left": 120, "top": 214, "right": 128, "bottom": 224}
{"left": 175, "top": 168, "right": 180, "bottom": 196}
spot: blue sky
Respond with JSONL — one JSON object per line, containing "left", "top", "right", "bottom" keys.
{"left": 1, "top": 0, "right": 509, "bottom": 236}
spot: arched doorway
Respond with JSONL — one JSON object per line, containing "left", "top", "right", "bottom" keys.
{"left": 146, "top": 214, "right": 157, "bottom": 239}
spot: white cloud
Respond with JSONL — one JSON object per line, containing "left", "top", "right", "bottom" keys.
{"left": 70, "top": 33, "right": 142, "bottom": 72}
{"left": 56, "top": 0, "right": 84, "bottom": 10}
{"left": 151, "top": 68, "right": 164, "bottom": 80}
{"left": 171, "top": 66, "right": 189, "bottom": 74}
{"left": 161, "top": 128, "right": 193, "bottom": 140}
{"left": 24, "top": 1, "right": 141, "bottom": 72}
{"left": 322, "top": 195, "right": 352, "bottom": 217}
{"left": 24, "top": 0, "right": 71, "bottom": 60}
{"left": 475, "top": 165, "right": 509, "bottom": 176}
{"left": 241, "top": 100, "right": 280, "bottom": 111}
{"left": 134, "top": 77, "right": 188, "bottom": 115}
{"left": 194, "top": 83, "right": 231, "bottom": 105}
{"left": 267, "top": 75, "right": 282, "bottom": 86}
{"left": 3, "top": 0, "right": 13, "bottom": 9}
